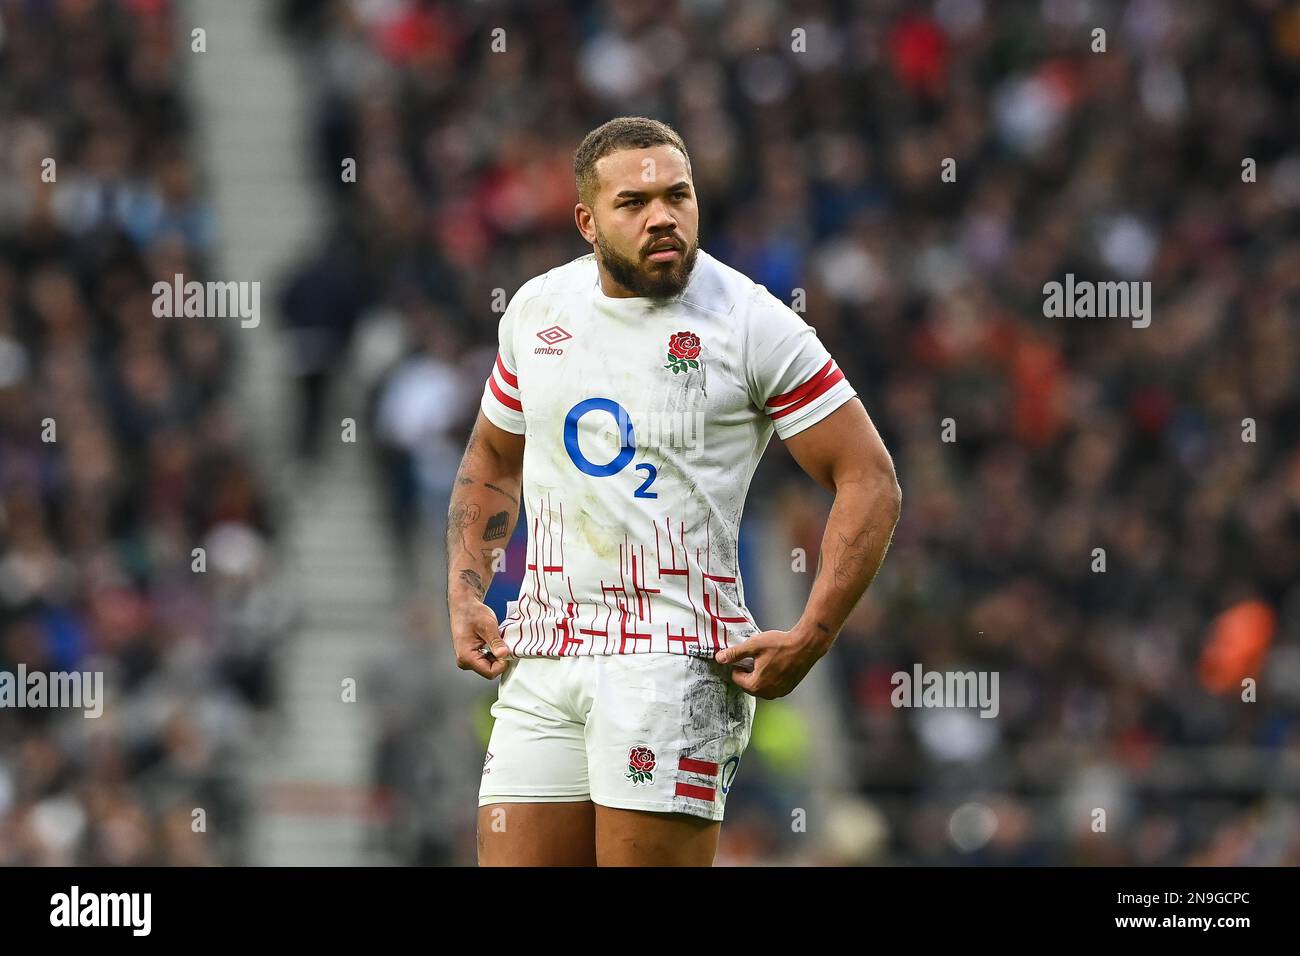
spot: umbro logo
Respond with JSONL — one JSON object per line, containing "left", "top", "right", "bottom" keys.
{"left": 535, "top": 325, "right": 571, "bottom": 355}
{"left": 537, "top": 325, "right": 572, "bottom": 344}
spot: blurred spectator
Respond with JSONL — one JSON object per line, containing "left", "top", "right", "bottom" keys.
{"left": 0, "top": 0, "right": 283, "bottom": 865}
{"left": 370, "top": 300, "right": 477, "bottom": 577}
{"left": 279, "top": 228, "right": 374, "bottom": 464}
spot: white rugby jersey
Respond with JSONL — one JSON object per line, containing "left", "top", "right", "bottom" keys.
{"left": 480, "top": 249, "right": 856, "bottom": 657}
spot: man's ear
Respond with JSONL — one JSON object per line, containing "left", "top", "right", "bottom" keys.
{"left": 575, "top": 203, "right": 596, "bottom": 244}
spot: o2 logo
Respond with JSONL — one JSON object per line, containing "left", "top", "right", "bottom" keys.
{"left": 721, "top": 755, "right": 741, "bottom": 794}
{"left": 563, "top": 398, "right": 657, "bottom": 498}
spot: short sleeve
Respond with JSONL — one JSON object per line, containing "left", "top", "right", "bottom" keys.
{"left": 480, "top": 286, "right": 529, "bottom": 435}
{"left": 744, "top": 287, "right": 857, "bottom": 440}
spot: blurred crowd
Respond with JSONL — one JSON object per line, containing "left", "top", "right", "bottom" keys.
{"left": 284, "top": 0, "right": 1300, "bottom": 865}
{"left": 0, "top": 0, "right": 289, "bottom": 864}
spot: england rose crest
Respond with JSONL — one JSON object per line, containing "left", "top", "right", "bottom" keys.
{"left": 664, "top": 331, "right": 702, "bottom": 374}
{"left": 626, "top": 745, "right": 656, "bottom": 785}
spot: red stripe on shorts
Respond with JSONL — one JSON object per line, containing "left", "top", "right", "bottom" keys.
{"left": 675, "top": 782, "right": 716, "bottom": 801}
{"left": 678, "top": 757, "right": 719, "bottom": 775}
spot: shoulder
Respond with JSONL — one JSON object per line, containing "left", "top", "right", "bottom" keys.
{"left": 687, "top": 252, "right": 805, "bottom": 358}
{"left": 678, "top": 249, "right": 766, "bottom": 320}
{"left": 685, "top": 250, "right": 798, "bottom": 331}
{"left": 510, "top": 254, "right": 597, "bottom": 312}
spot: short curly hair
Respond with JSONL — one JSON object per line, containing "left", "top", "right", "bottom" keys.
{"left": 573, "top": 116, "right": 692, "bottom": 207}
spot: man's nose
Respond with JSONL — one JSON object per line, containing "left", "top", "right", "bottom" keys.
{"left": 646, "top": 197, "right": 678, "bottom": 229}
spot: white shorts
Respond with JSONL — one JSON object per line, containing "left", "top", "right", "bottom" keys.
{"left": 478, "top": 653, "right": 756, "bottom": 821}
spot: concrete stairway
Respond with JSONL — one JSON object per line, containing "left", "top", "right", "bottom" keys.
{"left": 184, "top": 0, "right": 405, "bottom": 864}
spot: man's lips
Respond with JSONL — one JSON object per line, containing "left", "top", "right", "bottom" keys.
{"left": 647, "top": 241, "right": 682, "bottom": 261}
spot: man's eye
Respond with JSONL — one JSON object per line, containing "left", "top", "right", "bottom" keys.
{"left": 624, "top": 199, "right": 644, "bottom": 208}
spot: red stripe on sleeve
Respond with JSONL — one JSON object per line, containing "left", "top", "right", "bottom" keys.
{"left": 766, "top": 358, "right": 834, "bottom": 409}
{"left": 488, "top": 374, "right": 523, "bottom": 412}
{"left": 769, "top": 368, "right": 845, "bottom": 421}
{"left": 495, "top": 353, "right": 518, "bottom": 388}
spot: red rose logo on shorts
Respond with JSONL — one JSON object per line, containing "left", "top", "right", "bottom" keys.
{"left": 626, "top": 745, "right": 657, "bottom": 785}
{"left": 664, "top": 331, "right": 702, "bottom": 375}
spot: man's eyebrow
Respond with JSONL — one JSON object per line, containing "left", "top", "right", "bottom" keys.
{"left": 613, "top": 181, "right": 693, "bottom": 199}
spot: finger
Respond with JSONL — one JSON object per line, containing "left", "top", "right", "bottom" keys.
{"left": 481, "top": 654, "right": 509, "bottom": 679}
{"left": 467, "top": 650, "right": 506, "bottom": 681}
{"left": 488, "top": 633, "right": 513, "bottom": 661}
{"left": 463, "top": 648, "right": 501, "bottom": 679}
{"left": 728, "top": 666, "right": 758, "bottom": 694}
{"left": 480, "top": 624, "right": 514, "bottom": 660}
{"left": 471, "top": 615, "right": 513, "bottom": 661}
{"left": 715, "top": 639, "right": 763, "bottom": 665}
{"left": 464, "top": 639, "right": 511, "bottom": 676}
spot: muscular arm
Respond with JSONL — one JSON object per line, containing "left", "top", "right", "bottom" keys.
{"left": 446, "top": 411, "right": 525, "bottom": 677}
{"left": 782, "top": 397, "right": 902, "bottom": 654}
{"left": 715, "top": 397, "right": 901, "bottom": 696}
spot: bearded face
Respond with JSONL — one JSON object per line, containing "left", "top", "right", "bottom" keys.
{"left": 594, "top": 223, "right": 700, "bottom": 299}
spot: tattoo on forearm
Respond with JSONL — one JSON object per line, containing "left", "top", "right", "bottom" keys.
{"left": 484, "top": 482, "right": 518, "bottom": 506}
{"left": 448, "top": 502, "right": 481, "bottom": 536}
{"left": 447, "top": 502, "right": 481, "bottom": 562}
{"left": 482, "top": 511, "right": 509, "bottom": 541}
{"left": 458, "top": 568, "right": 485, "bottom": 598}
{"left": 833, "top": 527, "right": 875, "bottom": 588}
{"left": 816, "top": 622, "right": 831, "bottom": 634}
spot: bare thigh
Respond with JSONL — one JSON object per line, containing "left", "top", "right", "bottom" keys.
{"left": 477, "top": 801, "right": 597, "bottom": 866}
{"left": 595, "top": 805, "right": 722, "bottom": 866}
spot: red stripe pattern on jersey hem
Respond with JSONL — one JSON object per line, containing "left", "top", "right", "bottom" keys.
{"left": 765, "top": 358, "right": 845, "bottom": 421}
